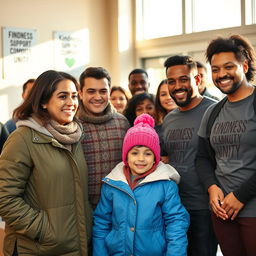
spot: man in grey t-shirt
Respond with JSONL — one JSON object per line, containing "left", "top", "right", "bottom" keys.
{"left": 196, "top": 35, "right": 256, "bottom": 256}
{"left": 162, "top": 55, "right": 217, "bottom": 256}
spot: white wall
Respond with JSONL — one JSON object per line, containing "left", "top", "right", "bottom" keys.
{"left": 0, "top": 0, "right": 120, "bottom": 123}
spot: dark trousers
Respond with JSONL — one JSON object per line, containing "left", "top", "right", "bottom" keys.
{"left": 187, "top": 209, "right": 217, "bottom": 256}
{"left": 212, "top": 213, "right": 256, "bottom": 256}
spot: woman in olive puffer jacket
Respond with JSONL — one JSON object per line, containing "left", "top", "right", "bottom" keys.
{"left": 0, "top": 70, "right": 92, "bottom": 256}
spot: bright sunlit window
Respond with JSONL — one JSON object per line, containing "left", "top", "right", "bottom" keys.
{"left": 137, "top": 0, "right": 243, "bottom": 40}
{"left": 246, "top": 0, "right": 256, "bottom": 24}
{"left": 136, "top": 0, "right": 182, "bottom": 40}
{"left": 118, "top": 0, "right": 131, "bottom": 52}
{"left": 186, "top": 0, "right": 241, "bottom": 33}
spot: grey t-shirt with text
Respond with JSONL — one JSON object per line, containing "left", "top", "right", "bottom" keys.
{"left": 162, "top": 97, "right": 215, "bottom": 210}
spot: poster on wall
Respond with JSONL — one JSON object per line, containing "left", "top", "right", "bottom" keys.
{"left": 2, "top": 27, "right": 37, "bottom": 79}
{"left": 53, "top": 30, "right": 89, "bottom": 72}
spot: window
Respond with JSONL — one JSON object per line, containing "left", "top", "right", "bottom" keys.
{"left": 186, "top": 0, "right": 241, "bottom": 33}
{"left": 246, "top": 0, "right": 256, "bottom": 24}
{"left": 137, "top": 0, "right": 244, "bottom": 40}
{"left": 136, "top": 0, "right": 182, "bottom": 40}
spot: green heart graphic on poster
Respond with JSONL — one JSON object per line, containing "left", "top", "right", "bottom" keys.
{"left": 65, "top": 58, "right": 75, "bottom": 68}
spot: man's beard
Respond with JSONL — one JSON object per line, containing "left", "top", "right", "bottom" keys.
{"left": 171, "top": 88, "right": 193, "bottom": 107}
{"left": 215, "top": 76, "right": 242, "bottom": 95}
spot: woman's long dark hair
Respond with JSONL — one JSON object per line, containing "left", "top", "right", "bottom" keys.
{"left": 14, "top": 70, "right": 79, "bottom": 125}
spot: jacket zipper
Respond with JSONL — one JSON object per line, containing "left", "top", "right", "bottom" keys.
{"left": 102, "top": 180, "right": 137, "bottom": 205}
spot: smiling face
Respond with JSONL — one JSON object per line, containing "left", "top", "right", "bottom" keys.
{"left": 211, "top": 52, "right": 248, "bottom": 95}
{"left": 129, "top": 73, "right": 149, "bottom": 95}
{"left": 79, "top": 77, "right": 110, "bottom": 116}
{"left": 127, "top": 146, "right": 155, "bottom": 176}
{"left": 159, "top": 82, "right": 177, "bottom": 112}
{"left": 135, "top": 98, "right": 155, "bottom": 118}
{"left": 110, "top": 90, "right": 128, "bottom": 113}
{"left": 166, "top": 65, "right": 199, "bottom": 108}
{"left": 43, "top": 80, "right": 78, "bottom": 125}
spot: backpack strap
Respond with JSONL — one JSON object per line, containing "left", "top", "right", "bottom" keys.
{"left": 206, "top": 97, "right": 227, "bottom": 138}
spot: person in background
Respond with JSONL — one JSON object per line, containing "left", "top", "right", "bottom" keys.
{"left": 5, "top": 78, "right": 35, "bottom": 134}
{"left": 93, "top": 114, "right": 189, "bottom": 256}
{"left": 162, "top": 55, "right": 218, "bottom": 256}
{"left": 78, "top": 67, "right": 130, "bottom": 210}
{"left": 0, "top": 70, "right": 92, "bottom": 256}
{"left": 0, "top": 122, "right": 9, "bottom": 153}
{"left": 196, "top": 61, "right": 220, "bottom": 101}
{"left": 196, "top": 34, "right": 256, "bottom": 256}
{"left": 128, "top": 68, "right": 150, "bottom": 96}
{"left": 110, "top": 86, "right": 130, "bottom": 114}
{"left": 155, "top": 79, "right": 177, "bottom": 163}
{"left": 123, "top": 92, "right": 156, "bottom": 126}
{"left": 155, "top": 79, "right": 177, "bottom": 125}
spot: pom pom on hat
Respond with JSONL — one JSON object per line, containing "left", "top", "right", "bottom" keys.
{"left": 122, "top": 114, "right": 160, "bottom": 166}
{"left": 134, "top": 113, "right": 155, "bottom": 127}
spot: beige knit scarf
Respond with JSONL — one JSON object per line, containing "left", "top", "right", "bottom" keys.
{"left": 45, "top": 119, "right": 82, "bottom": 145}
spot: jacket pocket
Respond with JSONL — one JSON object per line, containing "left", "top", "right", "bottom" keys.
{"left": 105, "top": 228, "right": 123, "bottom": 255}
{"left": 37, "top": 204, "right": 78, "bottom": 255}
{"left": 135, "top": 229, "right": 166, "bottom": 256}
{"left": 155, "top": 230, "right": 166, "bottom": 253}
{"left": 16, "top": 235, "right": 39, "bottom": 255}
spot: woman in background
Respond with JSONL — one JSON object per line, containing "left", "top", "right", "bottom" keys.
{"left": 0, "top": 70, "right": 91, "bottom": 256}
{"left": 155, "top": 79, "right": 177, "bottom": 163}
{"left": 110, "top": 86, "right": 130, "bottom": 114}
{"left": 155, "top": 79, "right": 177, "bottom": 125}
{"left": 123, "top": 92, "right": 155, "bottom": 126}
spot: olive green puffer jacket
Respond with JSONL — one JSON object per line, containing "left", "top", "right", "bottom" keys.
{"left": 0, "top": 126, "right": 92, "bottom": 256}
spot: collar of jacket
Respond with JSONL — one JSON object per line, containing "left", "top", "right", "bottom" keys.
{"left": 104, "top": 161, "right": 180, "bottom": 185}
{"left": 30, "top": 128, "right": 79, "bottom": 152}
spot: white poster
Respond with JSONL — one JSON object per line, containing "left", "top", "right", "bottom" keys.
{"left": 54, "top": 30, "right": 89, "bottom": 71}
{"left": 2, "top": 27, "right": 37, "bottom": 79}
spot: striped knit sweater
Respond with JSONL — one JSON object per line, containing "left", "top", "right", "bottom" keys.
{"left": 79, "top": 104, "right": 130, "bottom": 209}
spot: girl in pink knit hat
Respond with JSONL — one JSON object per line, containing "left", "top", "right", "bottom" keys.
{"left": 93, "top": 113, "right": 189, "bottom": 256}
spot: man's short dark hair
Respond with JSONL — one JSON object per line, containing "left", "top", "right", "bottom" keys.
{"left": 128, "top": 68, "right": 148, "bottom": 81}
{"left": 164, "top": 55, "right": 197, "bottom": 74}
{"left": 206, "top": 34, "right": 256, "bottom": 82}
{"left": 79, "top": 67, "right": 111, "bottom": 90}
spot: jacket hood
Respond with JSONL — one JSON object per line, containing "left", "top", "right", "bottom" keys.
{"left": 106, "top": 161, "right": 180, "bottom": 185}
{"left": 16, "top": 117, "right": 53, "bottom": 137}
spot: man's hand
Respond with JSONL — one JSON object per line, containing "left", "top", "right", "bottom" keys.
{"left": 208, "top": 185, "right": 228, "bottom": 220}
{"left": 221, "top": 192, "right": 244, "bottom": 220}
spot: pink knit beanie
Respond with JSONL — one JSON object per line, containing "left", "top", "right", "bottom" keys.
{"left": 122, "top": 113, "right": 160, "bottom": 166}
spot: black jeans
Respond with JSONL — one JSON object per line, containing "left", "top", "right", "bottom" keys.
{"left": 187, "top": 209, "right": 218, "bottom": 256}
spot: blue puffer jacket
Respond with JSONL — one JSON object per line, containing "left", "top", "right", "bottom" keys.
{"left": 93, "top": 161, "right": 189, "bottom": 256}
